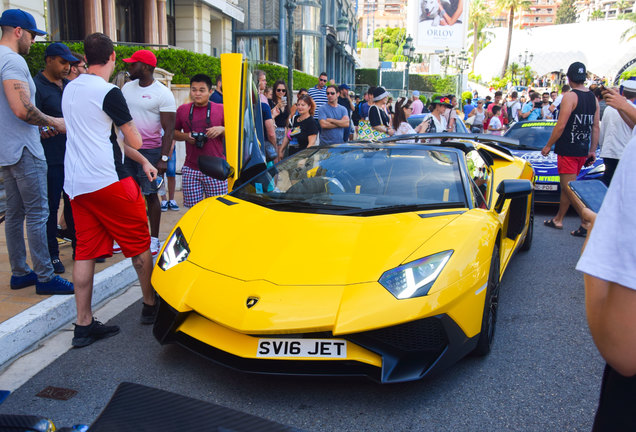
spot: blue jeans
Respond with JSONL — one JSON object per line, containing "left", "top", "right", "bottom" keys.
{"left": 3, "top": 147, "right": 54, "bottom": 281}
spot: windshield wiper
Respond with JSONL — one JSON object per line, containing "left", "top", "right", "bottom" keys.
{"left": 266, "top": 200, "right": 360, "bottom": 212}
{"left": 347, "top": 202, "right": 465, "bottom": 216}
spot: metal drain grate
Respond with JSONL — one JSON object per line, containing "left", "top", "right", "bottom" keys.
{"left": 36, "top": 386, "right": 77, "bottom": 401}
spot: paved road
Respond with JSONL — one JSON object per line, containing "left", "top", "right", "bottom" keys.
{"left": 0, "top": 208, "right": 604, "bottom": 431}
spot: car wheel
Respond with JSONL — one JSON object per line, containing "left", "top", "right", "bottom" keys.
{"left": 473, "top": 244, "right": 500, "bottom": 356}
{"left": 520, "top": 194, "right": 534, "bottom": 252}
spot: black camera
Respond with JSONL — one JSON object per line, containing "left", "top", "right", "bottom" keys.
{"left": 192, "top": 132, "right": 207, "bottom": 148}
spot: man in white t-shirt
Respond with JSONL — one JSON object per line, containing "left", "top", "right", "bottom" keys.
{"left": 599, "top": 79, "right": 636, "bottom": 185}
{"left": 63, "top": 33, "right": 158, "bottom": 347}
{"left": 506, "top": 91, "right": 521, "bottom": 123}
{"left": 548, "top": 84, "right": 570, "bottom": 119}
{"left": 122, "top": 50, "right": 176, "bottom": 257}
{"left": 576, "top": 88, "right": 636, "bottom": 430}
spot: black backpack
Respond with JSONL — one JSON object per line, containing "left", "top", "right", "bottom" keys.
{"left": 352, "top": 102, "right": 362, "bottom": 125}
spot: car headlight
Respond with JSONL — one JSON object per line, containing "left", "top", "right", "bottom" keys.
{"left": 379, "top": 250, "right": 453, "bottom": 299}
{"left": 587, "top": 163, "right": 605, "bottom": 175}
{"left": 158, "top": 227, "right": 190, "bottom": 271}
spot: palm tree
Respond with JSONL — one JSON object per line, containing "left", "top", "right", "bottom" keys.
{"left": 589, "top": 9, "right": 605, "bottom": 20}
{"left": 507, "top": 62, "right": 520, "bottom": 85}
{"left": 469, "top": 0, "right": 492, "bottom": 72}
{"left": 615, "top": 0, "right": 632, "bottom": 14}
{"left": 495, "top": 0, "right": 531, "bottom": 77}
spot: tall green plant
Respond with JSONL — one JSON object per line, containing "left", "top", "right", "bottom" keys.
{"left": 555, "top": 0, "right": 577, "bottom": 24}
{"left": 495, "top": 0, "right": 531, "bottom": 77}
{"left": 469, "top": 0, "right": 492, "bottom": 72}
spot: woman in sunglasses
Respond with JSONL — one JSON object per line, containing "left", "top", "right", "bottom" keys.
{"left": 270, "top": 80, "right": 290, "bottom": 149}
{"left": 467, "top": 99, "right": 486, "bottom": 133}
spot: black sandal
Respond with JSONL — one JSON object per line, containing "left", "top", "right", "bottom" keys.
{"left": 570, "top": 226, "right": 587, "bottom": 237}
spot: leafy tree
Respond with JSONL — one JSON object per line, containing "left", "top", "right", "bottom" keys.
{"left": 507, "top": 62, "right": 520, "bottom": 85}
{"left": 469, "top": 0, "right": 492, "bottom": 72}
{"left": 589, "top": 10, "right": 605, "bottom": 21}
{"left": 616, "top": 0, "right": 632, "bottom": 14}
{"left": 495, "top": 0, "right": 531, "bottom": 77}
{"left": 555, "top": 0, "right": 578, "bottom": 24}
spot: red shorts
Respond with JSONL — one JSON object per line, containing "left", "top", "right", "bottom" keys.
{"left": 557, "top": 155, "right": 587, "bottom": 175}
{"left": 71, "top": 177, "right": 150, "bottom": 260}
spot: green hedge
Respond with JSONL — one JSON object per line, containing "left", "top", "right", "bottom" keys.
{"left": 26, "top": 43, "right": 221, "bottom": 85}
{"left": 354, "top": 69, "right": 457, "bottom": 95}
{"left": 356, "top": 68, "right": 379, "bottom": 86}
{"left": 25, "top": 42, "right": 318, "bottom": 88}
{"left": 408, "top": 74, "right": 457, "bottom": 94}
{"left": 255, "top": 63, "right": 318, "bottom": 90}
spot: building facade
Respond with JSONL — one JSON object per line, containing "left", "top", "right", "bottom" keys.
{"left": 575, "top": 0, "right": 634, "bottom": 21}
{"left": 2, "top": 0, "right": 356, "bottom": 81}
{"left": 357, "top": 0, "right": 406, "bottom": 45}
{"left": 484, "top": 0, "right": 559, "bottom": 29}
{"left": 233, "top": 0, "right": 358, "bottom": 84}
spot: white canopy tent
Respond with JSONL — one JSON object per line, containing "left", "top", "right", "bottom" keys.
{"left": 473, "top": 20, "right": 636, "bottom": 83}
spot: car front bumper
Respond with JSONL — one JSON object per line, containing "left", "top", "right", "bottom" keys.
{"left": 153, "top": 297, "right": 478, "bottom": 383}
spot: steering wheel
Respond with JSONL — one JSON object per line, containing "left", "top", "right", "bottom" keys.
{"left": 287, "top": 176, "right": 345, "bottom": 194}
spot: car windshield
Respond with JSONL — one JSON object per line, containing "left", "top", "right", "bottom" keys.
{"left": 231, "top": 147, "right": 468, "bottom": 215}
{"left": 504, "top": 122, "right": 555, "bottom": 150}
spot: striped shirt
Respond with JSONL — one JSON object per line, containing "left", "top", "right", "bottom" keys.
{"left": 308, "top": 85, "right": 328, "bottom": 119}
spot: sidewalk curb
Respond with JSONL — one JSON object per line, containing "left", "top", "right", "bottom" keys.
{"left": 0, "top": 258, "right": 137, "bottom": 368}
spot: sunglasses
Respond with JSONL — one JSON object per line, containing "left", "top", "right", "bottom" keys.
{"left": 276, "top": 88, "right": 286, "bottom": 93}
{"left": 319, "top": 79, "right": 327, "bottom": 82}
{"left": 326, "top": 91, "right": 337, "bottom": 95}
{"left": 405, "top": 106, "right": 413, "bottom": 110}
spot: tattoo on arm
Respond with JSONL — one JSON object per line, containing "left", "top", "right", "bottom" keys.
{"left": 14, "top": 82, "right": 50, "bottom": 126}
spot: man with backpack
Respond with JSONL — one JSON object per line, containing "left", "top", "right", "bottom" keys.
{"left": 506, "top": 91, "right": 521, "bottom": 123}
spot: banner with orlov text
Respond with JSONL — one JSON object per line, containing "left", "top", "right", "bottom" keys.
{"left": 408, "top": 0, "right": 469, "bottom": 51}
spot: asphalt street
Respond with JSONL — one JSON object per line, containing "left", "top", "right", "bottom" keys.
{"left": 0, "top": 207, "right": 604, "bottom": 431}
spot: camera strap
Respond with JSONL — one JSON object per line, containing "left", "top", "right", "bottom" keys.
{"left": 188, "top": 102, "right": 211, "bottom": 131}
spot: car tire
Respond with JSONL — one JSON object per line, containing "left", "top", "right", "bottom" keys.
{"left": 473, "top": 244, "right": 500, "bottom": 357}
{"left": 520, "top": 194, "right": 534, "bottom": 252}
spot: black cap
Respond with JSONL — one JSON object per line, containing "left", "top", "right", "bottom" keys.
{"left": 567, "top": 62, "right": 587, "bottom": 83}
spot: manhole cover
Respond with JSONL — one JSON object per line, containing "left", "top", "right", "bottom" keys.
{"left": 36, "top": 386, "right": 77, "bottom": 401}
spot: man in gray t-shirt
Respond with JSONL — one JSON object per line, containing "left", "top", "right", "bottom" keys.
{"left": 318, "top": 84, "right": 350, "bottom": 145}
{"left": 0, "top": 9, "right": 73, "bottom": 294}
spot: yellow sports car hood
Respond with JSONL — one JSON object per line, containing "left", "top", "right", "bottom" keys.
{"left": 186, "top": 198, "right": 465, "bottom": 286}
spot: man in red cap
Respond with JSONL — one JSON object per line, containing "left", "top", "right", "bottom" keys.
{"left": 121, "top": 49, "right": 176, "bottom": 262}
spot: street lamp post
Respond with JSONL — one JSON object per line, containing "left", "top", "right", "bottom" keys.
{"left": 336, "top": 16, "right": 348, "bottom": 84}
{"left": 518, "top": 49, "right": 533, "bottom": 86}
{"left": 285, "top": 0, "right": 297, "bottom": 92}
{"left": 455, "top": 49, "right": 469, "bottom": 101}
{"left": 402, "top": 34, "right": 413, "bottom": 93}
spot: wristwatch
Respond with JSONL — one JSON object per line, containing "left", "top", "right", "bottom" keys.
{"left": 161, "top": 155, "right": 169, "bottom": 162}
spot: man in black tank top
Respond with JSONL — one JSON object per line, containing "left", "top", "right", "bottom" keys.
{"left": 541, "top": 62, "right": 600, "bottom": 237}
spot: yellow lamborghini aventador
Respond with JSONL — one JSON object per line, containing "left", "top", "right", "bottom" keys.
{"left": 151, "top": 54, "right": 534, "bottom": 383}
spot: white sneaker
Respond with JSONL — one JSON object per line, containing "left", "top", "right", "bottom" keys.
{"left": 113, "top": 241, "right": 122, "bottom": 254}
{"left": 150, "top": 237, "right": 161, "bottom": 257}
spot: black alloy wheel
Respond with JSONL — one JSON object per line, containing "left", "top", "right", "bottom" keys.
{"left": 473, "top": 243, "right": 501, "bottom": 356}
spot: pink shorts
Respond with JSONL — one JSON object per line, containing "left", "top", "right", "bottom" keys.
{"left": 71, "top": 177, "right": 150, "bottom": 260}
{"left": 557, "top": 155, "right": 587, "bottom": 175}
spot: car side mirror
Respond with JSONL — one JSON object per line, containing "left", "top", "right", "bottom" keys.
{"left": 198, "top": 156, "right": 234, "bottom": 181}
{"left": 494, "top": 179, "right": 533, "bottom": 213}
